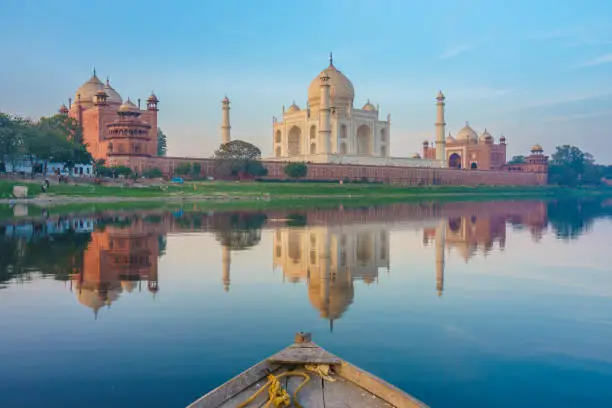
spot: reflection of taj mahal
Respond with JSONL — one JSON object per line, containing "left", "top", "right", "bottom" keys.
{"left": 272, "top": 225, "right": 389, "bottom": 329}
{"left": 62, "top": 201, "right": 548, "bottom": 321}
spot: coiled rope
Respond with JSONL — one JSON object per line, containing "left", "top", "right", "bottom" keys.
{"left": 236, "top": 371, "right": 310, "bottom": 408}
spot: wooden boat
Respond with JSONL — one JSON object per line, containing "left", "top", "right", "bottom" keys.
{"left": 188, "top": 332, "right": 428, "bottom": 408}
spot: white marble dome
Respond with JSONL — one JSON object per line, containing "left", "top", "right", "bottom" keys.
{"left": 362, "top": 100, "right": 376, "bottom": 111}
{"left": 455, "top": 123, "right": 478, "bottom": 143}
{"left": 308, "top": 61, "right": 355, "bottom": 108}
{"left": 286, "top": 101, "right": 300, "bottom": 113}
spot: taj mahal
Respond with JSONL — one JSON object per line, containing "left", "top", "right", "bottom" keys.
{"left": 59, "top": 54, "right": 548, "bottom": 182}
{"left": 266, "top": 53, "right": 443, "bottom": 168}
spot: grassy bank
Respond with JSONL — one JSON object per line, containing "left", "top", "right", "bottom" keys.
{"left": 2, "top": 178, "right": 611, "bottom": 203}
{"left": 1, "top": 181, "right": 611, "bottom": 224}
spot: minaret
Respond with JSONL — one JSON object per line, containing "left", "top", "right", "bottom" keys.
{"left": 435, "top": 91, "right": 446, "bottom": 164}
{"left": 319, "top": 72, "right": 331, "bottom": 154}
{"left": 222, "top": 246, "right": 231, "bottom": 292}
{"left": 146, "top": 91, "right": 160, "bottom": 156}
{"left": 221, "top": 96, "right": 231, "bottom": 144}
{"left": 435, "top": 219, "right": 446, "bottom": 297}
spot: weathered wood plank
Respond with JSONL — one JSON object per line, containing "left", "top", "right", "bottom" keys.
{"left": 336, "top": 362, "right": 428, "bottom": 408}
{"left": 267, "top": 343, "right": 342, "bottom": 365}
{"left": 286, "top": 370, "right": 324, "bottom": 408}
{"left": 216, "top": 377, "right": 271, "bottom": 408}
{"left": 187, "top": 360, "right": 279, "bottom": 408}
{"left": 323, "top": 376, "right": 393, "bottom": 408}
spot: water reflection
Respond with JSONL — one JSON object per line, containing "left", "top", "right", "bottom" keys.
{"left": 1, "top": 198, "right": 611, "bottom": 321}
{"left": 273, "top": 224, "right": 389, "bottom": 330}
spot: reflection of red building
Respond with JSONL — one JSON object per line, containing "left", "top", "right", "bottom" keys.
{"left": 423, "top": 201, "right": 549, "bottom": 295}
{"left": 70, "top": 223, "right": 159, "bottom": 317}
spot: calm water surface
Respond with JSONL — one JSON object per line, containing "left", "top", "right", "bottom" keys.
{"left": 1, "top": 199, "right": 611, "bottom": 407}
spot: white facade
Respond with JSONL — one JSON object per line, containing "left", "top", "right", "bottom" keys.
{"left": 271, "top": 56, "right": 392, "bottom": 161}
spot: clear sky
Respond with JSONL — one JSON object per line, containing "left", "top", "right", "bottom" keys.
{"left": 1, "top": 0, "right": 611, "bottom": 162}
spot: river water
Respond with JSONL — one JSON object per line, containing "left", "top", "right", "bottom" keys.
{"left": 0, "top": 198, "right": 611, "bottom": 407}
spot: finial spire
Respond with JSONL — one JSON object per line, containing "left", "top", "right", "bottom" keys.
{"left": 329, "top": 52, "right": 333, "bottom": 66}
{"left": 93, "top": 67, "right": 96, "bottom": 77}
{"left": 106, "top": 76, "right": 110, "bottom": 86}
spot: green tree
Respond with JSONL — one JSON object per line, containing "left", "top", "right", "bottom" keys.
{"left": 157, "top": 128, "right": 167, "bottom": 156}
{"left": 508, "top": 155, "right": 526, "bottom": 164}
{"left": 191, "top": 162, "right": 202, "bottom": 178}
{"left": 175, "top": 162, "right": 192, "bottom": 176}
{"left": 214, "top": 140, "right": 266, "bottom": 179}
{"left": 214, "top": 140, "right": 262, "bottom": 161}
{"left": 284, "top": 162, "right": 308, "bottom": 179}
{"left": 549, "top": 145, "right": 600, "bottom": 186}
{"left": 0, "top": 113, "right": 26, "bottom": 170}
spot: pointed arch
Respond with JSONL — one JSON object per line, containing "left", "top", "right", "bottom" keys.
{"left": 356, "top": 124, "right": 372, "bottom": 155}
{"left": 288, "top": 126, "right": 301, "bottom": 156}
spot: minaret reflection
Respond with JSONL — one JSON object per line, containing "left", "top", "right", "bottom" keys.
{"left": 435, "top": 219, "right": 446, "bottom": 297}
{"left": 273, "top": 225, "right": 389, "bottom": 329}
{"left": 222, "top": 246, "right": 231, "bottom": 292}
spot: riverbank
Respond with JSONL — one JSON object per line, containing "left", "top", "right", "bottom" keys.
{"left": 2, "top": 179, "right": 611, "bottom": 205}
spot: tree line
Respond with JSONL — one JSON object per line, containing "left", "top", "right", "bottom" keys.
{"left": 0, "top": 112, "right": 92, "bottom": 174}
{"left": 510, "top": 145, "right": 611, "bottom": 187}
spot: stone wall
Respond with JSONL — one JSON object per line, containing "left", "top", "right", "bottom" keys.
{"left": 262, "top": 161, "right": 547, "bottom": 186}
{"left": 118, "top": 156, "right": 547, "bottom": 186}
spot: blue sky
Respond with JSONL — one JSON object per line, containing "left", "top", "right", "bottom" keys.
{"left": 1, "top": 0, "right": 611, "bottom": 162}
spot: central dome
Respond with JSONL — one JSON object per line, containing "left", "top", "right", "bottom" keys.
{"left": 455, "top": 123, "right": 478, "bottom": 143}
{"left": 74, "top": 73, "right": 104, "bottom": 108}
{"left": 307, "top": 59, "right": 355, "bottom": 108}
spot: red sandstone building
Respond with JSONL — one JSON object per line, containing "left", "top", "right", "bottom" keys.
{"left": 62, "top": 71, "right": 158, "bottom": 168}
{"left": 422, "top": 123, "right": 508, "bottom": 170}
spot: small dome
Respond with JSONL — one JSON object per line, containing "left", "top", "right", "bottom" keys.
{"left": 103, "top": 80, "right": 123, "bottom": 105}
{"left": 121, "top": 280, "right": 138, "bottom": 293}
{"left": 411, "top": 153, "right": 422, "bottom": 159}
{"left": 479, "top": 128, "right": 494, "bottom": 143}
{"left": 446, "top": 133, "right": 456, "bottom": 143}
{"left": 422, "top": 140, "right": 429, "bottom": 146}
{"left": 531, "top": 143, "right": 543, "bottom": 152}
{"left": 118, "top": 98, "right": 139, "bottom": 113}
{"left": 286, "top": 101, "right": 300, "bottom": 113}
{"left": 436, "top": 90, "right": 445, "bottom": 100}
{"left": 75, "top": 72, "right": 104, "bottom": 108}
{"left": 221, "top": 95, "right": 228, "bottom": 103}
{"left": 308, "top": 57, "right": 355, "bottom": 108}
{"left": 59, "top": 104, "right": 69, "bottom": 114}
{"left": 455, "top": 122, "right": 478, "bottom": 143}
{"left": 500, "top": 134, "right": 507, "bottom": 143}
{"left": 362, "top": 100, "right": 376, "bottom": 111}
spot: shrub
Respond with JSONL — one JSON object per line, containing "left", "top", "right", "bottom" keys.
{"left": 284, "top": 162, "right": 308, "bottom": 179}
{"left": 143, "top": 168, "right": 163, "bottom": 178}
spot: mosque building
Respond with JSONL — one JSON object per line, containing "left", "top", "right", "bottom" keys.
{"left": 62, "top": 70, "right": 159, "bottom": 169}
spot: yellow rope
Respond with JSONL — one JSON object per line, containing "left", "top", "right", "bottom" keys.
{"left": 236, "top": 371, "right": 310, "bottom": 408}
